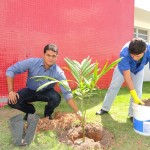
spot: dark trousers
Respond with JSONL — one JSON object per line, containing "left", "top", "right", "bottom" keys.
{"left": 8, "top": 88, "right": 61, "bottom": 117}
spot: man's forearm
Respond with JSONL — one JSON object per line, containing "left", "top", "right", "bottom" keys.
{"left": 67, "top": 98, "right": 79, "bottom": 113}
{"left": 123, "top": 70, "right": 134, "bottom": 91}
{"left": 7, "top": 76, "right": 14, "bottom": 93}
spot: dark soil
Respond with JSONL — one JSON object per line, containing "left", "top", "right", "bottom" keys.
{"left": 142, "top": 99, "right": 150, "bottom": 106}
{"left": 37, "top": 112, "right": 114, "bottom": 150}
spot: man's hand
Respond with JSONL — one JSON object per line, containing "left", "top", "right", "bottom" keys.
{"left": 130, "top": 90, "right": 144, "bottom": 105}
{"left": 76, "top": 110, "right": 86, "bottom": 123}
{"left": 8, "top": 91, "right": 19, "bottom": 104}
{"left": 76, "top": 110, "right": 83, "bottom": 120}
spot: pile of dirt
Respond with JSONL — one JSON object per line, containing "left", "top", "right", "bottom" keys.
{"left": 142, "top": 99, "right": 150, "bottom": 106}
{"left": 36, "top": 112, "right": 114, "bottom": 150}
{"left": 37, "top": 112, "right": 78, "bottom": 132}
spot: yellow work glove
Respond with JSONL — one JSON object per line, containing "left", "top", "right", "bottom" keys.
{"left": 130, "top": 90, "right": 144, "bottom": 105}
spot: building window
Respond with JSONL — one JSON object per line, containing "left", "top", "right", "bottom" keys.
{"left": 134, "top": 28, "right": 148, "bottom": 42}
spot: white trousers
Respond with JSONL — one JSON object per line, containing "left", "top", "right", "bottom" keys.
{"left": 101, "top": 66, "right": 144, "bottom": 117}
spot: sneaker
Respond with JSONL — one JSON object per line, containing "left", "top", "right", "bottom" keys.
{"left": 95, "top": 109, "right": 108, "bottom": 115}
{"left": 129, "top": 117, "right": 133, "bottom": 122}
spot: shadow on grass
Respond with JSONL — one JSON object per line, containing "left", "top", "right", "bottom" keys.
{"left": 142, "top": 81, "right": 150, "bottom": 94}
{"left": 101, "top": 113, "right": 133, "bottom": 135}
{"left": 100, "top": 113, "right": 135, "bottom": 147}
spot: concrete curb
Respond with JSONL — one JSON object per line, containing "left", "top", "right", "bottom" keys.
{"left": 0, "top": 97, "right": 8, "bottom": 108}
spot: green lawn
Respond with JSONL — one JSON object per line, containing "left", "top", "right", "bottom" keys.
{"left": 0, "top": 82, "right": 150, "bottom": 150}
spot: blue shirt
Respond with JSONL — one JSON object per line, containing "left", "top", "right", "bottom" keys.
{"left": 6, "top": 58, "right": 73, "bottom": 101}
{"left": 118, "top": 42, "right": 150, "bottom": 74}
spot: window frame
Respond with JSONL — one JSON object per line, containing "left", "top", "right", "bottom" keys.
{"left": 134, "top": 27, "right": 148, "bottom": 42}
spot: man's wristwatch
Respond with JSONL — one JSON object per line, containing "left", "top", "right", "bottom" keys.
{"left": 76, "top": 110, "right": 82, "bottom": 117}
{"left": 9, "top": 91, "right": 14, "bottom": 95}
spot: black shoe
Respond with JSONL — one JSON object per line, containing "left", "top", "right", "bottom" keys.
{"left": 44, "top": 105, "right": 53, "bottom": 120}
{"left": 96, "top": 109, "right": 108, "bottom": 115}
{"left": 49, "top": 116, "right": 52, "bottom": 120}
{"left": 44, "top": 115, "right": 53, "bottom": 120}
{"left": 129, "top": 117, "right": 133, "bottom": 122}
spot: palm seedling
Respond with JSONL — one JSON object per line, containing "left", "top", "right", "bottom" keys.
{"left": 64, "top": 56, "right": 122, "bottom": 142}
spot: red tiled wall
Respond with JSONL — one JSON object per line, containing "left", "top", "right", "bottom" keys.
{"left": 0, "top": 0, "right": 134, "bottom": 97}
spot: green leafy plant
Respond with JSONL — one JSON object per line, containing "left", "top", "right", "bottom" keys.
{"left": 31, "top": 76, "right": 71, "bottom": 92}
{"left": 64, "top": 56, "right": 122, "bottom": 142}
{"left": 31, "top": 56, "right": 121, "bottom": 142}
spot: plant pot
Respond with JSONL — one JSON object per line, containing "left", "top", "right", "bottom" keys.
{"left": 132, "top": 101, "right": 150, "bottom": 136}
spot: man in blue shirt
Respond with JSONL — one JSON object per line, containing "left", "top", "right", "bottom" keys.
{"left": 6, "top": 44, "right": 82, "bottom": 120}
{"left": 96, "top": 38, "right": 150, "bottom": 121}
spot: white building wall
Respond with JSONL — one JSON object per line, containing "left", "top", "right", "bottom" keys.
{"left": 134, "top": 7, "right": 150, "bottom": 81}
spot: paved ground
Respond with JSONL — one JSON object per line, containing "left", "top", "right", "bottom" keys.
{"left": 0, "top": 97, "right": 7, "bottom": 108}
{"left": 0, "top": 97, "right": 7, "bottom": 102}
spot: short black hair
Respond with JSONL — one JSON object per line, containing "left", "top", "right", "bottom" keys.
{"left": 129, "top": 38, "right": 146, "bottom": 55}
{"left": 44, "top": 44, "right": 58, "bottom": 54}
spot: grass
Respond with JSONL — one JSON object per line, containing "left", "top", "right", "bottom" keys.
{"left": 0, "top": 82, "right": 150, "bottom": 150}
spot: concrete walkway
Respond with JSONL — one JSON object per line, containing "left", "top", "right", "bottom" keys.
{"left": 0, "top": 97, "right": 7, "bottom": 102}
{"left": 0, "top": 97, "right": 8, "bottom": 107}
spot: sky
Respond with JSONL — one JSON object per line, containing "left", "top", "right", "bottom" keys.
{"left": 135, "top": 0, "right": 150, "bottom": 11}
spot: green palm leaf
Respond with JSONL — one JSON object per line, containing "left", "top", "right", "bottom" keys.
{"left": 36, "top": 81, "right": 59, "bottom": 92}
{"left": 64, "top": 58, "right": 80, "bottom": 82}
{"left": 102, "top": 57, "right": 122, "bottom": 75}
{"left": 32, "top": 76, "right": 72, "bottom": 92}
{"left": 97, "top": 57, "right": 122, "bottom": 79}
{"left": 31, "top": 76, "right": 57, "bottom": 81}
{"left": 82, "top": 63, "right": 96, "bottom": 77}
{"left": 81, "top": 57, "right": 92, "bottom": 73}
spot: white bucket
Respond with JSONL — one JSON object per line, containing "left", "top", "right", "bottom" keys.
{"left": 132, "top": 103, "right": 150, "bottom": 136}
